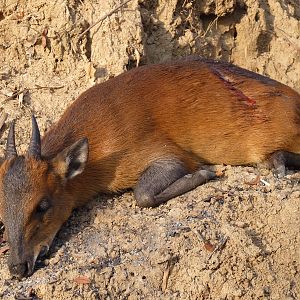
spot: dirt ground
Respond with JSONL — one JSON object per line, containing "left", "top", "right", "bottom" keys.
{"left": 0, "top": 0, "right": 299, "bottom": 299}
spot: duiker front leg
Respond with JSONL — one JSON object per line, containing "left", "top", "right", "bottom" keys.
{"left": 134, "top": 159, "right": 216, "bottom": 207}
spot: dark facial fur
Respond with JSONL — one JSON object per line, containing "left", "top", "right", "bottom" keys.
{"left": 2, "top": 157, "right": 33, "bottom": 276}
{"left": 0, "top": 137, "right": 88, "bottom": 278}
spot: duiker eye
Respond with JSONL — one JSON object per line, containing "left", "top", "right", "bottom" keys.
{"left": 36, "top": 198, "right": 51, "bottom": 214}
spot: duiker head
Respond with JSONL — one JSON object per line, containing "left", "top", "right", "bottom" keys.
{"left": 0, "top": 116, "right": 88, "bottom": 278}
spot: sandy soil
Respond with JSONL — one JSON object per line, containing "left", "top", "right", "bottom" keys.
{"left": 0, "top": 0, "right": 299, "bottom": 299}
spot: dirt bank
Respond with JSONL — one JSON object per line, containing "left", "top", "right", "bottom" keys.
{"left": 0, "top": 0, "right": 299, "bottom": 299}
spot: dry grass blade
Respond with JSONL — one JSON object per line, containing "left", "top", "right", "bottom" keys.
{"left": 18, "top": 92, "right": 24, "bottom": 107}
{"left": 260, "top": 178, "right": 270, "bottom": 186}
{"left": 191, "top": 227, "right": 205, "bottom": 243}
{"left": 0, "top": 112, "right": 8, "bottom": 130}
{"left": 0, "top": 111, "right": 8, "bottom": 141}
{"left": 275, "top": 27, "right": 300, "bottom": 51}
{"left": 78, "top": 0, "right": 134, "bottom": 39}
{"left": 161, "top": 256, "right": 178, "bottom": 292}
{"left": 5, "top": 89, "right": 27, "bottom": 101}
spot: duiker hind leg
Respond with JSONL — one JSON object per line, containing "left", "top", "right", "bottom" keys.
{"left": 134, "top": 159, "right": 216, "bottom": 207}
{"left": 266, "top": 151, "right": 300, "bottom": 177}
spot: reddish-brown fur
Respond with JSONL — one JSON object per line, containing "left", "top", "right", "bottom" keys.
{"left": 1, "top": 57, "right": 300, "bottom": 277}
{"left": 42, "top": 58, "right": 300, "bottom": 204}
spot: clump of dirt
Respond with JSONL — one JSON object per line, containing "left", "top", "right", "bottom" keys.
{"left": 0, "top": 0, "right": 299, "bottom": 299}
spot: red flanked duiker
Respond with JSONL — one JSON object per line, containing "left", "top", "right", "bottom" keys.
{"left": 1, "top": 57, "right": 300, "bottom": 278}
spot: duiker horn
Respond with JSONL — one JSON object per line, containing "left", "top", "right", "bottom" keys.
{"left": 28, "top": 115, "right": 41, "bottom": 159}
{"left": 6, "top": 121, "right": 17, "bottom": 159}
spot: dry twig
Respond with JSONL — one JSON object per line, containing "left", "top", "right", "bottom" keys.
{"left": 161, "top": 260, "right": 171, "bottom": 292}
{"left": 4, "top": 89, "right": 27, "bottom": 101}
{"left": 78, "top": 0, "right": 133, "bottom": 40}
{"left": 161, "top": 256, "right": 178, "bottom": 292}
{"left": 191, "top": 227, "right": 205, "bottom": 243}
{"left": 3, "top": 85, "right": 64, "bottom": 103}
{"left": 34, "top": 84, "right": 64, "bottom": 91}
{"left": 202, "top": 16, "right": 219, "bottom": 38}
{"left": 275, "top": 26, "right": 300, "bottom": 51}
{"left": 207, "top": 235, "right": 228, "bottom": 260}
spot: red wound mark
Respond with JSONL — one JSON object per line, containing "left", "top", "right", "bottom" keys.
{"left": 212, "top": 67, "right": 257, "bottom": 108}
{"left": 246, "top": 98, "right": 256, "bottom": 106}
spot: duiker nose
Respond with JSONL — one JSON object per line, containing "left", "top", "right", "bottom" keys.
{"left": 9, "top": 262, "right": 28, "bottom": 278}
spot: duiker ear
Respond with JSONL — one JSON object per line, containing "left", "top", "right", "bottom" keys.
{"left": 52, "top": 138, "right": 89, "bottom": 180}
